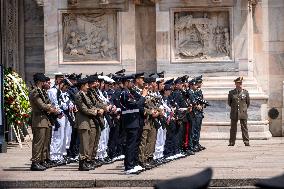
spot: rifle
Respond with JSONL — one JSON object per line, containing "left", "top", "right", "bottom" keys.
{"left": 35, "top": 87, "right": 61, "bottom": 130}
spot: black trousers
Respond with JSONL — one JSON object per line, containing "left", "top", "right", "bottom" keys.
{"left": 108, "top": 124, "right": 120, "bottom": 159}
{"left": 68, "top": 127, "right": 79, "bottom": 158}
{"left": 124, "top": 127, "right": 140, "bottom": 171}
{"left": 164, "top": 121, "right": 177, "bottom": 157}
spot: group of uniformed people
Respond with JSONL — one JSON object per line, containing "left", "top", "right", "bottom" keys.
{"left": 29, "top": 70, "right": 209, "bottom": 174}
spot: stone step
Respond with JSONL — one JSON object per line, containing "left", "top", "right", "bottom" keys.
{"left": 0, "top": 179, "right": 260, "bottom": 188}
{"left": 201, "top": 122, "right": 272, "bottom": 140}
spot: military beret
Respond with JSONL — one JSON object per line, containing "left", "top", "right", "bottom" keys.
{"left": 62, "top": 78, "right": 72, "bottom": 86}
{"left": 154, "top": 167, "right": 213, "bottom": 189}
{"left": 45, "top": 76, "right": 50, "bottom": 81}
{"left": 33, "top": 73, "right": 47, "bottom": 82}
{"left": 67, "top": 73, "right": 77, "bottom": 80}
{"left": 255, "top": 173, "right": 284, "bottom": 189}
{"left": 134, "top": 72, "right": 144, "bottom": 79}
{"left": 112, "top": 75, "right": 122, "bottom": 83}
{"left": 76, "top": 73, "right": 82, "bottom": 80}
{"left": 164, "top": 78, "right": 174, "bottom": 85}
{"left": 157, "top": 71, "right": 165, "bottom": 78}
{"left": 234, "top": 76, "right": 243, "bottom": 83}
{"left": 164, "top": 84, "right": 172, "bottom": 91}
{"left": 149, "top": 73, "right": 159, "bottom": 79}
{"left": 174, "top": 77, "right": 182, "bottom": 84}
{"left": 180, "top": 75, "right": 189, "bottom": 83}
{"left": 196, "top": 75, "right": 203, "bottom": 83}
{"left": 189, "top": 78, "right": 197, "bottom": 85}
{"left": 121, "top": 75, "right": 134, "bottom": 82}
{"left": 115, "top": 69, "right": 126, "bottom": 76}
{"left": 88, "top": 75, "right": 99, "bottom": 83}
{"left": 144, "top": 77, "right": 156, "bottom": 84}
{"left": 77, "top": 77, "right": 89, "bottom": 87}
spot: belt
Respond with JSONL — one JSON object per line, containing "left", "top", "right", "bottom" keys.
{"left": 121, "top": 109, "right": 139, "bottom": 115}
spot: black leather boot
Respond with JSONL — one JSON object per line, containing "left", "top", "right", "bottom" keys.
{"left": 30, "top": 162, "right": 46, "bottom": 171}
{"left": 79, "top": 160, "right": 91, "bottom": 171}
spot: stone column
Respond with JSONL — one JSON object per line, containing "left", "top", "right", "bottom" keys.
{"left": 0, "top": 0, "right": 25, "bottom": 78}
{"left": 260, "top": 0, "right": 284, "bottom": 136}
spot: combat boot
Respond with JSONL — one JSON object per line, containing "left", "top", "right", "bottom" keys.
{"left": 79, "top": 160, "right": 91, "bottom": 171}
{"left": 30, "top": 162, "right": 46, "bottom": 171}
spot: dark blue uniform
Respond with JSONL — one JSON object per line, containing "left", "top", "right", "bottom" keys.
{"left": 192, "top": 89, "right": 204, "bottom": 149}
{"left": 107, "top": 88, "right": 123, "bottom": 159}
{"left": 67, "top": 86, "right": 80, "bottom": 159}
{"left": 171, "top": 89, "right": 189, "bottom": 153}
{"left": 163, "top": 95, "right": 179, "bottom": 157}
{"left": 120, "top": 88, "right": 145, "bottom": 171}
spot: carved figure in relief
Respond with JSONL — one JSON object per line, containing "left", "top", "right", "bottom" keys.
{"left": 68, "top": 0, "right": 78, "bottom": 6}
{"left": 224, "top": 27, "right": 230, "bottom": 56}
{"left": 177, "top": 25, "right": 203, "bottom": 58}
{"left": 65, "top": 31, "right": 87, "bottom": 56}
{"left": 214, "top": 27, "right": 223, "bottom": 54}
{"left": 173, "top": 11, "right": 231, "bottom": 61}
{"left": 62, "top": 12, "right": 118, "bottom": 61}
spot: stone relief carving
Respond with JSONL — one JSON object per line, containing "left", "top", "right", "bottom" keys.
{"left": 173, "top": 11, "right": 231, "bottom": 61}
{"left": 62, "top": 12, "right": 118, "bottom": 62}
{"left": 68, "top": 0, "right": 78, "bottom": 6}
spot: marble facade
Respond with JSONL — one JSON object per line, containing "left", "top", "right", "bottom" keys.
{"left": 42, "top": 0, "right": 274, "bottom": 139}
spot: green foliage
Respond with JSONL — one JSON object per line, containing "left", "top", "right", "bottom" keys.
{"left": 4, "top": 68, "right": 31, "bottom": 127}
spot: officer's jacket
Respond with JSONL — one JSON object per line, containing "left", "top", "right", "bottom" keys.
{"left": 29, "top": 88, "right": 52, "bottom": 128}
{"left": 120, "top": 88, "right": 145, "bottom": 128}
{"left": 75, "top": 91, "right": 99, "bottom": 130}
{"left": 228, "top": 88, "right": 250, "bottom": 120}
{"left": 112, "top": 88, "right": 122, "bottom": 109}
{"left": 171, "top": 90, "right": 188, "bottom": 108}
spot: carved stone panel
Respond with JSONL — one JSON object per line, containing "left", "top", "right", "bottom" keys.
{"left": 59, "top": 10, "right": 120, "bottom": 64}
{"left": 171, "top": 8, "right": 232, "bottom": 63}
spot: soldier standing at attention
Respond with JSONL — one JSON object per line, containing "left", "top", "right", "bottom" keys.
{"left": 228, "top": 77, "right": 250, "bottom": 146}
{"left": 29, "top": 73, "right": 59, "bottom": 171}
{"left": 120, "top": 75, "right": 148, "bottom": 174}
{"left": 75, "top": 78, "right": 99, "bottom": 171}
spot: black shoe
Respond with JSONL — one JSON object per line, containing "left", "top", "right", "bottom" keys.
{"left": 245, "top": 143, "right": 250, "bottom": 146}
{"left": 63, "top": 155, "right": 72, "bottom": 164}
{"left": 31, "top": 162, "right": 46, "bottom": 171}
{"left": 78, "top": 160, "right": 91, "bottom": 171}
{"left": 193, "top": 146, "right": 200, "bottom": 152}
{"left": 55, "top": 159, "right": 66, "bottom": 166}
{"left": 86, "top": 160, "right": 95, "bottom": 170}
{"left": 103, "top": 157, "right": 113, "bottom": 164}
{"left": 198, "top": 144, "right": 206, "bottom": 150}
{"left": 228, "top": 143, "right": 235, "bottom": 146}
{"left": 44, "top": 159, "right": 56, "bottom": 168}
{"left": 40, "top": 161, "right": 53, "bottom": 169}
{"left": 186, "top": 150, "right": 195, "bottom": 156}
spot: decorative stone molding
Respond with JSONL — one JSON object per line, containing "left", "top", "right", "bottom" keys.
{"left": 1, "top": 0, "right": 21, "bottom": 73}
{"left": 58, "top": 10, "right": 121, "bottom": 64}
{"left": 170, "top": 8, "right": 233, "bottom": 63}
{"left": 248, "top": 0, "right": 259, "bottom": 12}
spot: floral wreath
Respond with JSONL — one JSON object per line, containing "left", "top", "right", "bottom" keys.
{"left": 4, "top": 68, "right": 31, "bottom": 146}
